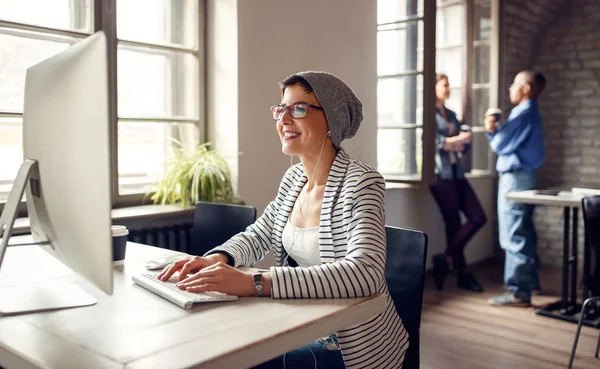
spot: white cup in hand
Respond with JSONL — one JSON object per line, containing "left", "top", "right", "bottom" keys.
{"left": 485, "top": 108, "right": 502, "bottom": 123}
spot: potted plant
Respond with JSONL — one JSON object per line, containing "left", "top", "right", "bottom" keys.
{"left": 149, "top": 142, "right": 236, "bottom": 207}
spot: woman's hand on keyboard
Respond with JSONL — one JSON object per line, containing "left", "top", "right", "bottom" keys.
{"left": 175, "top": 262, "right": 257, "bottom": 297}
{"left": 157, "top": 254, "right": 226, "bottom": 282}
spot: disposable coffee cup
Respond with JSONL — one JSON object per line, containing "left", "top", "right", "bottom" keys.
{"left": 485, "top": 108, "right": 502, "bottom": 122}
{"left": 111, "top": 225, "right": 129, "bottom": 263}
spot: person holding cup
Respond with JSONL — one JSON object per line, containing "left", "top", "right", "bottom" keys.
{"left": 429, "top": 73, "right": 487, "bottom": 293}
{"left": 486, "top": 70, "right": 547, "bottom": 307}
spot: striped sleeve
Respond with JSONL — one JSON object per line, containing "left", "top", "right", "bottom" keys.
{"left": 270, "top": 171, "right": 387, "bottom": 299}
{"left": 205, "top": 169, "right": 291, "bottom": 267}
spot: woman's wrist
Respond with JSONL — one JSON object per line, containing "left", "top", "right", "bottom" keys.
{"left": 247, "top": 271, "right": 272, "bottom": 297}
{"left": 206, "top": 253, "right": 229, "bottom": 264}
{"left": 443, "top": 137, "right": 454, "bottom": 151}
{"left": 261, "top": 272, "right": 272, "bottom": 296}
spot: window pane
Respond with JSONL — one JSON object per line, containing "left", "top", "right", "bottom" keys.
{"left": 118, "top": 46, "right": 199, "bottom": 118}
{"left": 436, "top": 48, "right": 462, "bottom": 88}
{"left": 0, "top": 0, "right": 91, "bottom": 32}
{"left": 437, "top": 5, "right": 464, "bottom": 47}
{"left": 377, "top": 0, "right": 423, "bottom": 24}
{"left": 0, "top": 117, "right": 23, "bottom": 201}
{"left": 472, "top": 88, "right": 490, "bottom": 126}
{"left": 378, "top": 21, "right": 423, "bottom": 76}
{"left": 378, "top": 75, "right": 423, "bottom": 127}
{"left": 117, "top": 0, "right": 199, "bottom": 48}
{"left": 474, "top": 43, "right": 490, "bottom": 84}
{"left": 474, "top": 0, "right": 492, "bottom": 41}
{"left": 377, "top": 128, "right": 422, "bottom": 178}
{"left": 0, "top": 31, "right": 73, "bottom": 112}
{"left": 118, "top": 122, "right": 199, "bottom": 195}
{"left": 471, "top": 132, "right": 490, "bottom": 171}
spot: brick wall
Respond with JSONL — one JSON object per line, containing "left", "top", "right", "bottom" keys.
{"left": 502, "top": 0, "right": 568, "bottom": 109}
{"left": 503, "top": 0, "right": 600, "bottom": 265}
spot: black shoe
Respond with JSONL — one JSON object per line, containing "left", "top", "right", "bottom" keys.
{"left": 457, "top": 273, "right": 484, "bottom": 292}
{"left": 432, "top": 254, "right": 450, "bottom": 291}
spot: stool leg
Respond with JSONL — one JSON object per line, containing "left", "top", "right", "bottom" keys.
{"left": 595, "top": 330, "right": 599, "bottom": 359}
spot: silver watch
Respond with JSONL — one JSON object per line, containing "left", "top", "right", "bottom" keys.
{"left": 252, "top": 272, "right": 263, "bottom": 297}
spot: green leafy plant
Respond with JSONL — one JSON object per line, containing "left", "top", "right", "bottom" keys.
{"left": 150, "top": 142, "right": 235, "bottom": 207}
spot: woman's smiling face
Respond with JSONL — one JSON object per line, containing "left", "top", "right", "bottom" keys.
{"left": 276, "top": 84, "right": 329, "bottom": 157}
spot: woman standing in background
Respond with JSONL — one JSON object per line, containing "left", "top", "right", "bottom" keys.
{"left": 429, "top": 73, "right": 487, "bottom": 293}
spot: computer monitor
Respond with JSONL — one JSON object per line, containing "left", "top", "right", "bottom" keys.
{"left": 0, "top": 31, "right": 112, "bottom": 314}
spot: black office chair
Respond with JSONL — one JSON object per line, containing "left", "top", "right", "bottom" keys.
{"left": 189, "top": 201, "right": 257, "bottom": 256}
{"left": 385, "top": 225, "right": 428, "bottom": 369}
{"left": 568, "top": 196, "right": 600, "bottom": 369}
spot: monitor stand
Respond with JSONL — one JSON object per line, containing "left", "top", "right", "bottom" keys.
{"left": 0, "top": 159, "right": 97, "bottom": 316}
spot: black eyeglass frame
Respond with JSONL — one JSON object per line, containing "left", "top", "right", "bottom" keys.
{"left": 270, "top": 101, "right": 324, "bottom": 121}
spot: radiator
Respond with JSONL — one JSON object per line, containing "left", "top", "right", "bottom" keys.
{"left": 128, "top": 224, "right": 193, "bottom": 253}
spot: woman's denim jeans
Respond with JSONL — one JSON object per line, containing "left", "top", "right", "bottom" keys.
{"left": 252, "top": 338, "right": 345, "bottom": 369}
{"left": 498, "top": 171, "right": 540, "bottom": 299}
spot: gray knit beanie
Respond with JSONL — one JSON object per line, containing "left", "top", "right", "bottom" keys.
{"left": 291, "top": 71, "right": 363, "bottom": 149}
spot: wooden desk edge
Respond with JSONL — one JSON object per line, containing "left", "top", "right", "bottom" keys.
{"left": 126, "top": 294, "right": 387, "bottom": 369}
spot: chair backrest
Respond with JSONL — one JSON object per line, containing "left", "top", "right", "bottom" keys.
{"left": 384, "top": 225, "right": 428, "bottom": 369}
{"left": 190, "top": 201, "right": 257, "bottom": 256}
{"left": 582, "top": 196, "right": 600, "bottom": 296}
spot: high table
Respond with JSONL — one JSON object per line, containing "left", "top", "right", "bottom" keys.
{"left": 506, "top": 190, "right": 599, "bottom": 327}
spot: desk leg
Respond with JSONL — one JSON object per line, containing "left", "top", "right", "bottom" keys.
{"left": 570, "top": 208, "right": 578, "bottom": 308}
{"left": 583, "top": 219, "right": 590, "bottom": 301}
{"left": 562, "top": 207, "right": 570, "bottom": 311}
{"left": 535, "top": 207, "right": 599, "bottom": 327}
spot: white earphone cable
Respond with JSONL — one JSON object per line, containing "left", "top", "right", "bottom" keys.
{"left": 286, "top": 131, "right": 329, "bottom": 264}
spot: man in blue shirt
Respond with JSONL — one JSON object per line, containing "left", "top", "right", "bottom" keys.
{"left": 486, "top": 70, "right": 546, "bottom": 306}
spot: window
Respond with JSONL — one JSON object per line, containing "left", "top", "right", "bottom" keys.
{"left": 0, "top": 0, "right": 204, "bottom": 207}
{"left": 0, "top": 0, "right": 90, "bottom": 203}
{"left": 468, "top": 0, "right": 496, "bottom": 174}
{"left": 434, "top": 0, "right": 497, "bottom": 175}
{"left": 376, "top": 0, "right": 428, "bottom": 180}
{"left": 116, "top": 0, "right": 202, "bottom": 197}
{"left": 436, "top": 1, "right": 465, "bottom": 117}
{"left": 377, "top": 0, "right": 498, "bottom": 181}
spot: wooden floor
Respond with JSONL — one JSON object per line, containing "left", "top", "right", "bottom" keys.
{"left": 419, "top": 259, "right": 599, "bottom": 369}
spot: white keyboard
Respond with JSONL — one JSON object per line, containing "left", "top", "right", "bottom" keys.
{"left": 132, "top": 272, "right": 238, "bottom": 309}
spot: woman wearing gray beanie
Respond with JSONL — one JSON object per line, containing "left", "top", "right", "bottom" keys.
{"left": 159, "top": 71, "right": 407, "bottom": 368}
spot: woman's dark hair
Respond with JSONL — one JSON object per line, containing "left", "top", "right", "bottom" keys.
{"left": 279, "top": 75, "right": 313, "bottom": 95}
{"left": 436, "top": 73, "right": 449, "bottom": 83}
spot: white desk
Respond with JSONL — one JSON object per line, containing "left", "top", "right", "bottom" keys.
{"left": 506, "top": 190, "right": 597, "bottom": 326}
{"left": 505, "top": 189, "right": 582, "bottom": 208}
{"left": 0, "top": 243, "right": 386, "bottom": 369}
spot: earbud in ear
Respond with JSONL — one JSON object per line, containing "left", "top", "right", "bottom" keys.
{"left": 326, "top": 131, "right": 331, "bottom": 137}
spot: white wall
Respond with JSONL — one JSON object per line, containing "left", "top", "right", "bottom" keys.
{"left": 208, "top": 0, "right": 497, "bottom": 269}
{"left": 209, "top": 0, "right": 377, "bottom": 212}
{"left": 206, "top": 0, "right": 239, "bottom": 189}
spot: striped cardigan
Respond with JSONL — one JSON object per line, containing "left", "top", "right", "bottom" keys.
{"left": 210, "top": 148, "right": 408, "bottom": 368}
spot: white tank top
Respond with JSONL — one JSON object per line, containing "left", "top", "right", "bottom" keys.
{"left": 282, "top": 221, "right": 321, "bottom": 267}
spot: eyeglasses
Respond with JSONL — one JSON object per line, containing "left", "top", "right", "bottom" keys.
{"left": 270, "top": 102, "right": 324, "bottom": 121}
